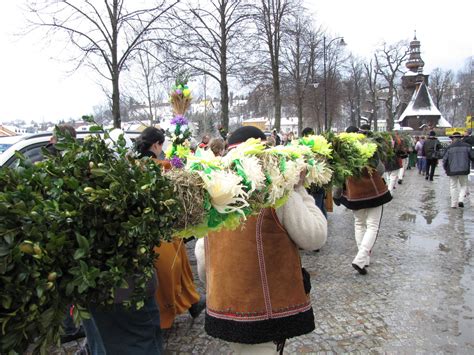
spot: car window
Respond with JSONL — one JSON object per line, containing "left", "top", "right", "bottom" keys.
{"left": 0, "top": 144, "right": 12, "bottom": 153}
{"left": 5, "top": 142, "right": 48, "bottom": 169}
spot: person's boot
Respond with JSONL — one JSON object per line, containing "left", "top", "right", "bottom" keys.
{"left": 189, "top": 296, "right": 206, "bottom": 318}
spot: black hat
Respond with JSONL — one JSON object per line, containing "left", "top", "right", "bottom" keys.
{"left": 449, "top": 132, "right": 462, "bottom": 139}
{"left": 428, "top": 130, "right": 436, "bottom": 137}
{"left": 228, "top": 126, "right": 267, "bottom": 146}
{"left": 301, "top": 127, "right": 315, "bottom": 137}
{"left": 345, "top": 126, "right": 360, "bottom": 133}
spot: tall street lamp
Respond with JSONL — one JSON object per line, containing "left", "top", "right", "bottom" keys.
{"left": 323, "top": 36, "right": 346, "bottom": 131}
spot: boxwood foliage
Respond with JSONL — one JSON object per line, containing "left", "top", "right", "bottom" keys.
{"left": 0, "top": 126, "right": 180, "bottom": 354}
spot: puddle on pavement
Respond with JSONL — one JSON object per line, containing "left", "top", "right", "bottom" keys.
{"left": 406, "top": 233, "right": 440, "bottom": 251}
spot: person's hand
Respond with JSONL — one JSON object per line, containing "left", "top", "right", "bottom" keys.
{"left": 296, "top": 168, "right": 306, "bottom": 187}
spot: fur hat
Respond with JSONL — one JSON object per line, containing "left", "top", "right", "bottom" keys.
{"left": 228, "top": 126, "right": 267, "bottom": 146}
{"left": 449, "top": 132, "right": 462, "bottom": 139}
{"left": 345, "top": 126, "right": 360, "bottom": 133}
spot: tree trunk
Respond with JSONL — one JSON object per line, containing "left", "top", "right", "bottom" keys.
{"left": 220, "top": 75, "right": 229, "bottom": 131}
{"left": 272, "top": 65, "right": 282, "bottom": 131}
{"left": 219, "top": 6, "right": 229, "bottom": 132}
{"left": 297, "top": 94, "right": 303, "bottom": 135}
{"left": 112, "top": 72, "right": 121, "bottom": 128}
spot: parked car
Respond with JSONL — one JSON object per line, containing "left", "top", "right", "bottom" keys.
{"left": 0, "top": 135, "right": 25, "bottom": 154}
{"left": 0, "top": 130, "right": 168, "bottom": 168}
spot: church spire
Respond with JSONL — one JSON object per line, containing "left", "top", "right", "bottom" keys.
{"left": 406, "top": 32, "right": 425, "bottom": 73}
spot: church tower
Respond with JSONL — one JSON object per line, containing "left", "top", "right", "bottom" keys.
{"left": 396, "top": 33, "right": 450, "bottom": 130}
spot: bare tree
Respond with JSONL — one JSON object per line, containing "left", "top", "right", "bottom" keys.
{"left": 27, "top": 0, "right": 178, "bottom": 128}
{"left": 281, "top": 13, "right": 314, "bottom": 134}
{"left": 430, "top": 67, "right": 454, "bottom": 109}
{"left": 302, "top": 28, "right": 324, "bottom": 132}
{"left": 166, "top": 0, "right": 254, "bottom": 131}
{"left": 375, "top": 41, "right": 408, "bottom": 131}
{"left": 255, "top": 0, "right": 296, "bottom": 131}
{"left": 364, "top": 58, "right": 381, "bottom": 131}
{"left": 343, "top": 55, "right": 366, "bottom": 127}
{"left": 124, "top": 41, "right": 167, "bottom": 125}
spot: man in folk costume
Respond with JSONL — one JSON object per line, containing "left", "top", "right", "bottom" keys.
{"left": 195, "top": 126, "right": 327, "bottom": 354}
{"left": 334, "top": 126, "right": 392, "bottom": 275}
{"left": 423, "top": 130, "right": 441, "bottom": 181}
{"left": 442, "top": 132, "right": 474, "bottom": 208}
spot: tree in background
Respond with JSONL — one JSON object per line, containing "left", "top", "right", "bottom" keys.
{"left": 342, "top": 55, "right": 366, "bottom": 128}
{"left": 254, "top": 0, "right": 296, "bottom": 131}
{"left": 281, "top": 13, "right": 313, "bottom": 135}
{"left": 165, "top": 0, "right": 254, "bottom": 132}
{"left": 364, "top": 58, "right": 381, "bottom": 131}
{"left": 27, "top": 0, "right": 179, "bottom": 128}
{"left": 375, "top": 41, "right": 408, "bottom": 131}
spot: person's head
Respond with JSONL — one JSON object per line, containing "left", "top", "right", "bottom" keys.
{"left": 201, "top": 135, "right": 210, "bottom": 144}
{"left": 266, "top": 135, "right": 276, "bottom": 147}
{"left": 209, "top": 137, "right": 225, "bottom": 156}
{"left": 51, "top": 124, "right": 76, "bottom": 144}
{"left": 359, "top": 124, "right": 371, "bottom": 132}
{"left": 345, "top": 125, "right": 360, "bottom": 133}
{"left": 466, "top": 128, "right": 472, "bottom": 136}
{"left": 449, "top": 132, "right": 463, "bottom": 141}
{"left": 415, "top": 135, "right": 420, "bottom": 141}
{"left": 428, "top": 130, "right": 436, "bottom": 138}
{"left": 301, "top": 127, "right": 314, "bottom": 137}
{"left": 272, "top": 129, "right": 277, "bottom": 137}
{"left": 135, "top": 127, "right": 165, "bottom": 158}
{"left": 421, "top": 135, "right": 426, "bottom": 140}
{"left": 227, "top": 126, "right": 266, "bottom": 149}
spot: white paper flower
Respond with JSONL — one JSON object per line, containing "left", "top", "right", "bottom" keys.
{"left": 199, "top": 170, "right": 249, "bottom": 214}
{"left": 223, "top": 138, "right": 266, "bottom": 167}
{"left": 263, "top": 156, "right": 287, "bottom": 205}
{"left": 305, "top": 160, "right": 333, "bottom": 186}
{"left": 282, "top": 159, "right": 302, "bottom": 190}
{"left": 239, "top": 156, "right": 266, "bottom": 194}
{"left": 185, "top": 149, "right": 223, "bottom": 170}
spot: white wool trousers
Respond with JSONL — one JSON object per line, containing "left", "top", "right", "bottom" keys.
{"left": 352, "top": 205, "right": 383, "bottom": 268}
{"left": 449, "top": 175, "right": 468, "bottom": 207}
{"left": 385, "top": 170, "right": 399, "bottom": 193}
{"left": 398, "top": 158, "right": 407, "bottom": 180}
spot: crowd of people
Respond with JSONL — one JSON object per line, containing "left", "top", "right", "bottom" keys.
{"left": 49, "top": 123, "right": 473, "bottom": 354}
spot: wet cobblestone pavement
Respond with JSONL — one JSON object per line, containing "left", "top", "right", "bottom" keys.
{"left": 163, "top": 169, "right": 474, "bottom": 354}
{"left": 58, "top": 169, "right": 474, "bottom": 354}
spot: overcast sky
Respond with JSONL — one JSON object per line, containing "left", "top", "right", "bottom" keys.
{"left": 0, "top": 0, "right": 472, "bottom": 124}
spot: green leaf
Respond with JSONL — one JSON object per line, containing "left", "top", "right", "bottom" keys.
{"left": 73, "top": 249, "right": 86, "bottom": 260}
{"left": 76, "top": 233, "right": 90, "bottom": 250}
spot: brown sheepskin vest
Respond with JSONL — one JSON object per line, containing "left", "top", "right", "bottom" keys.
{"left": 341, "top": 168, "right": 392, "bottom": 210}
{"left": 204, "top": 208, "right": 315, "bottom": 344}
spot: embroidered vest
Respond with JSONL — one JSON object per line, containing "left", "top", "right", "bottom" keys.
{"left": 204, "top": 208, "right": 315, "bottom": 344}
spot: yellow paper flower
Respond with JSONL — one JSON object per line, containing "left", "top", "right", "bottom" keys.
{"left": 223, "top": 138, "right": 266, "bottom": 166}
{"left": 186, "top": 149, "right": 223, "bottom": 170}
{"left": 176, "top": 145, "right": 190, "bottom": 159}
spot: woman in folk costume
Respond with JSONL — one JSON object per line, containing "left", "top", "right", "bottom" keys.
{"left": 334, "top": 126, "right": 392, "bottom": 275}
{"left": 194, "top": 126, "right": 327, "bottom": 354}
{"left": 135, "top": 127, "right": 205, "bottom": 329}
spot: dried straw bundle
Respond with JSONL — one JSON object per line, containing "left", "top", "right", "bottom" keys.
{"left": 170, "top": 95, "right": 192, "bottom": 115}
{"left": 165, "top": 169, "right": 207, "bottom": 229}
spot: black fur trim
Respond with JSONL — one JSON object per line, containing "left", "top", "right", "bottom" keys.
{"left": 340, "top": 191, "right": 392, "bottom": 210}
{"left": 204, "top": 309, "right": 315, "bottom": 344}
